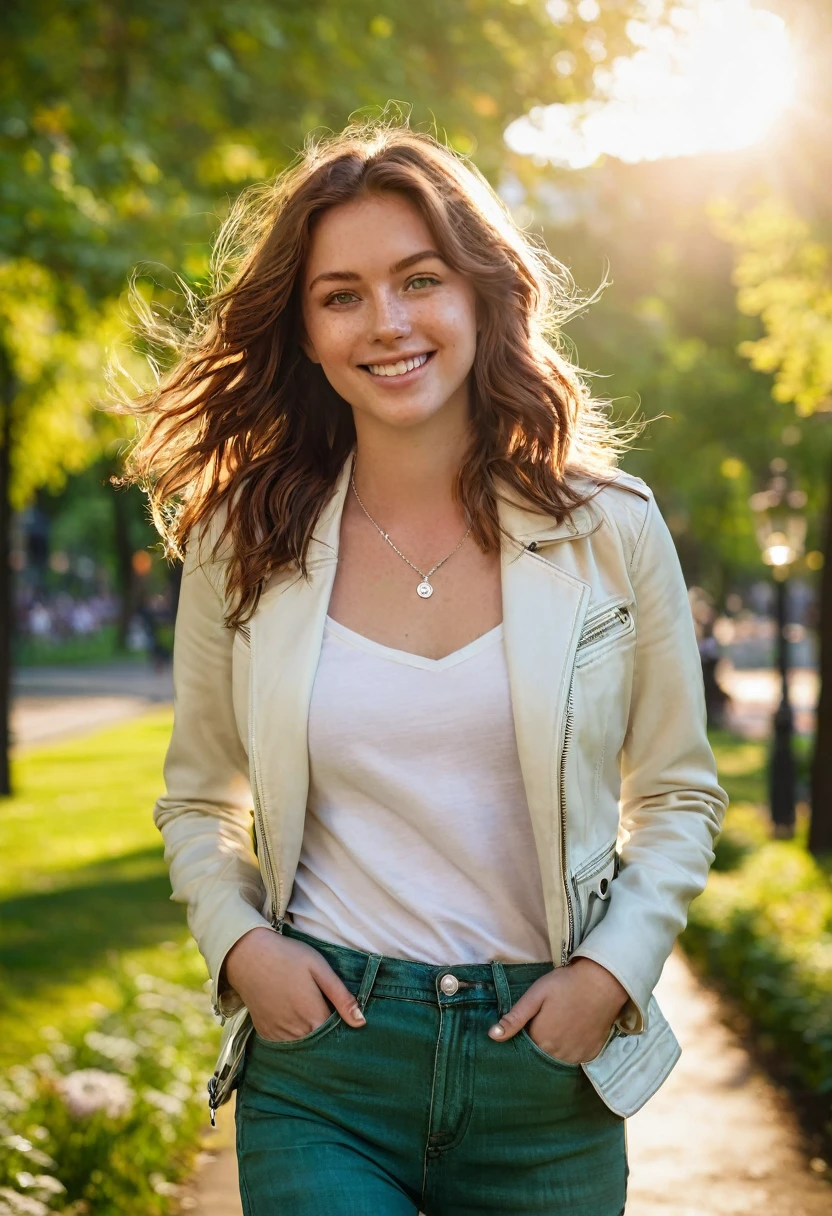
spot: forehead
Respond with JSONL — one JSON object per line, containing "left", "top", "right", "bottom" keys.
{"left": 303, "top": 193, "right": 437, "bottom": 281}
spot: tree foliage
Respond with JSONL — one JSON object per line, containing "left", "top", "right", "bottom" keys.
{"left": 0, "top": 0, "right": 641, "bottom": 500}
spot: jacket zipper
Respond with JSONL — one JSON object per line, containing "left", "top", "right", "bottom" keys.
{"left": 249, "top": 619, "right": 282, "bottom": 931}
{"left": 211, "top": 619, "right": 283, "bottom": 1020}
{"left": 558, "top": 605, "right": 629, "bottom": 965}
{"left": 559, "top": 678, "right": 575, "bottom": 966}
{"left": 577, "top": 604, "right": 631, "bottom": 653}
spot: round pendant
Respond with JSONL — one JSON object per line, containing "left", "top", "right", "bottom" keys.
{"left": 417, "top": 580, "right": 434, "bottom": 599}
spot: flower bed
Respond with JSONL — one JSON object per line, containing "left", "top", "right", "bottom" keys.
{"left": 0, "top": 965, "right": 219, "bottom": 1215}
{"left": 682, "top": 800, "right": 832, "bottom": 1132}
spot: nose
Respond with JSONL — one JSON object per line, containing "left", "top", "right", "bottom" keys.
{"left": 367, "top": 288, "right": 411, "bottom": 345}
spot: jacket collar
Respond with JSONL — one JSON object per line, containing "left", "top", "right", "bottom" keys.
{"left": 308, "top": 449, "right": 602, "bottom": 559}
{"left": 496, "top": 483, "right": 601, "bottom": 549}
{"left": 307, "top": 453, "right": 352, "bottom": 564}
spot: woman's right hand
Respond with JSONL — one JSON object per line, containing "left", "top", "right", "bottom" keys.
{"left": 223, "top": 927, "right": 366, "bottom": 1042}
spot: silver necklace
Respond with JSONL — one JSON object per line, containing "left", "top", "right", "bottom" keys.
{"left": 350, "top": 456, "right": 472, "bottom": 599}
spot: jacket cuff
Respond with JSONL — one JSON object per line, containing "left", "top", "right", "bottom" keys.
{"left": 207, "top": 903, "right": 278, "bottom": 1018}
{"left": 568, "top": 942, "right": 647, "bottom": 1035}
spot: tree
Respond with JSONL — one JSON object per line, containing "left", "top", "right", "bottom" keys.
{"left": 507, "top": 148, "right": 828, "bottom": 592}
{"left": 0, "top": 0, "right": 646, "bottom": 791}
{"left": 703, "top": 0, "right": 832, "bottom": 853}
{"left": 713, "top": 196, "right": 832, "bottom": 853}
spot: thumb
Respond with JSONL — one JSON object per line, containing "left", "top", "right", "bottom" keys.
{"left": 311, "top": 959, "right": 367, "bottom": 1028}
{"left": 488, "top": 989, "right": 544, "bottom": 1042}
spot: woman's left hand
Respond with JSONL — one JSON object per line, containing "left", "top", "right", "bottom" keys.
{"left": 487, "top": 957, "right": 629, "bottom": 1064}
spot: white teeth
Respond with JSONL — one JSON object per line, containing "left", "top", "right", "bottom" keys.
{"left": 367, "top": 352, "right": 430, "bottom": 377}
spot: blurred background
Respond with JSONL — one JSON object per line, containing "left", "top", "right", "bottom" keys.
{"left": 0, "top": 2, "right": 830, "bottom": 1214}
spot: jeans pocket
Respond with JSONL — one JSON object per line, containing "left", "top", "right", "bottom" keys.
{"left": 253, "top": 1008, "right": 343, "bottom": 1051}
{"left": 519, "top": 1027, "right": 583, "bottom": 1073}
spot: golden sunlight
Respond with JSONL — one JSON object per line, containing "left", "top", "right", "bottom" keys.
{"left": 505, "top": 0, "right": 797, "bottom": 168}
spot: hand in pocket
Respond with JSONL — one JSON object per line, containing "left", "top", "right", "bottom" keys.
{"left": 223, "top": 927, "right": 367, "bottom": 1042}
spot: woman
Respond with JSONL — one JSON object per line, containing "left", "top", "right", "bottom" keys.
{"left": 129, "top": 118, "right": 727, "bottom": 1215}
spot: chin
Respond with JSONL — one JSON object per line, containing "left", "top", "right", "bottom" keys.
{"left": 346, "top": 390, "right": 449, "bottom": 431}
{"left": 367, "top": 402, "right": 449, "bottom": 430}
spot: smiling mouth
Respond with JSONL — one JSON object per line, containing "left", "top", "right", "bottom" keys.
{"left": 360, "top": 351, "right": 437, "bottom": 378}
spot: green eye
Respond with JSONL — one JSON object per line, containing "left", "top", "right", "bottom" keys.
{"left": 409, "top": 276, "right": 438, "bottom": 289}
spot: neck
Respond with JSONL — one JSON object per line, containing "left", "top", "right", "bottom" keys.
{"left": 350, "top": 413, "right": 470, "bottom": 521}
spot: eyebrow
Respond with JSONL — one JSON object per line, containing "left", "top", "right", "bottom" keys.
{"left": 307, "top": 249, "right": 445, "bottom": 293}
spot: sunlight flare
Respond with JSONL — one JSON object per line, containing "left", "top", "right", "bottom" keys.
{"left": 506, "top": 0, "right": 797, "bottom": 168}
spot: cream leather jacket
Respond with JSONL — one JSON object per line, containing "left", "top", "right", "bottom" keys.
{"left": 153, "top": 453, "right": 727, "bottom": 1120}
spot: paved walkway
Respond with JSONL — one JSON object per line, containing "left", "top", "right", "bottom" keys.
{"left": 720, "top": 664, "right": 817, "bottom": 740}
{"left": 17, "top": 661, "right": 830, "bottom": 1212}
{"left": 11, "top": 661, "right": 173, "bottom": 750}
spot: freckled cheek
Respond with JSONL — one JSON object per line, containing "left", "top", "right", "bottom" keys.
{"left": 310, "top": 318, "right": 361, "bottom": 369}
{"left": 416, "top": 298, "right": 477, "bottom": 354}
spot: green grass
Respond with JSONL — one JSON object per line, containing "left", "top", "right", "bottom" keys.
{"left": 0, "top": 708, "right": 216, "bottom": 1067}
{"left": 0, "top": 709, "right": 224, "bottom": 1214}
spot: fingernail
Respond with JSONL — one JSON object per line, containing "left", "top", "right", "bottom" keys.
{"left": 352, "top": 1008, "right": 366, "bottom": 1022}
{"left": 489, "top": 1024, "right": 505, "bottom": 1038}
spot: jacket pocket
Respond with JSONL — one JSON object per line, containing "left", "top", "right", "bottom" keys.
{"left": 575, "top": 600, "right": 634, "bottom": 669}
{"left": 581, "top": 993, "right": 681, "bottom": 1118}
{"left": 571, "top": 838, "right": 619, "bottom": 945}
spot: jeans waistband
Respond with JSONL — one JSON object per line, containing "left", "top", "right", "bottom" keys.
{"left": 279, "top": 922, "right": 555, "bottom": 1014}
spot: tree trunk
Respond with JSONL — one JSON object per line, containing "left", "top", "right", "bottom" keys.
{"left": 111, "top": 475, "right": 134, "bottom": 651}
{"left": 809, "top": 457, "right": 832, "bottom": 854}
{"left": 0, "top": 350, "right": 15, "bottom": 796}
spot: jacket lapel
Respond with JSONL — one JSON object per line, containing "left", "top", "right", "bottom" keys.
{"left": 248, "top": 455, "right": 352, "bottom": 919}
{"left": 498, "top": 492, "right": 592, "bottom": 957}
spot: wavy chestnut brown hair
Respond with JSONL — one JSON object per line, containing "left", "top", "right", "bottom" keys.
{"left": 117, "top": 114, "right": 628, "bottom": 628}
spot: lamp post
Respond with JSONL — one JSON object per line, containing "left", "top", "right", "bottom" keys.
{"left": 749, "top": 459, "right": 807, "bottom": 838}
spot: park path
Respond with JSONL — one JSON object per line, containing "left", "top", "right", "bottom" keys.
{"left": 11, "top": 660, "right": 173, "bottom": 750}
{"left": 17, "top": 660, "right": 831, "bottom": 1213}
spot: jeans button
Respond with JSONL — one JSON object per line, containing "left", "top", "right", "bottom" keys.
{"left": 440, "top": 973, "right": 459, "bottom": 995}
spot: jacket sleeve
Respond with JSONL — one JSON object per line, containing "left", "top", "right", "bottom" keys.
{"left": 153, "top": 516, "right": 276, "bottom": 1018}
{"left": 569, "top": 492, "right": 728, "bottom": 1034}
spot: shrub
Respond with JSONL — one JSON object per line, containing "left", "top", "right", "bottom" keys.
{"left": 682, "top": 803, "right": 832, "bottom": 1114}
{"left": 0, "top": 967, "right": 219, "bottom": 1215}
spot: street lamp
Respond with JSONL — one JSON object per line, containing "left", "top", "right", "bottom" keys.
{"left": 748, "top": 459, "right": 807, "bottom": 838}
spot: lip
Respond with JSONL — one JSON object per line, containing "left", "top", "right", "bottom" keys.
{"left": 359, "top": 350, "right": 437, "bottom": 385}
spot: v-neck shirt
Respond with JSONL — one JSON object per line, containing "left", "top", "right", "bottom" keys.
{"left": 285, "top": 615, "right": 552, "bottom": 965}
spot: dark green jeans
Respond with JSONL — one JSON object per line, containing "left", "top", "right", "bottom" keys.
{"left": 235, "top": 923, "right": 627, "bottom": 1215}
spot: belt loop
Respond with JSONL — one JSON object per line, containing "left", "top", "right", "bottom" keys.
{"left": 356, "top": 953, "right": 382, "bottom": 1012}
{"left": 490, "top": 961, "right": 512, "bottom": 1019}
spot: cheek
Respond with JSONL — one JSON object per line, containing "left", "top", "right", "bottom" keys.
{"left": 422, "top": 295, "right": 478, "bottom": 354}
{"left": 307, "top": 314, "right": 357, "bottom": 365}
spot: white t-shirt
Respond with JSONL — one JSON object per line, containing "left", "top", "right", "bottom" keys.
{"left": 286, "top": 615, "right": 552, "bottom": 964}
